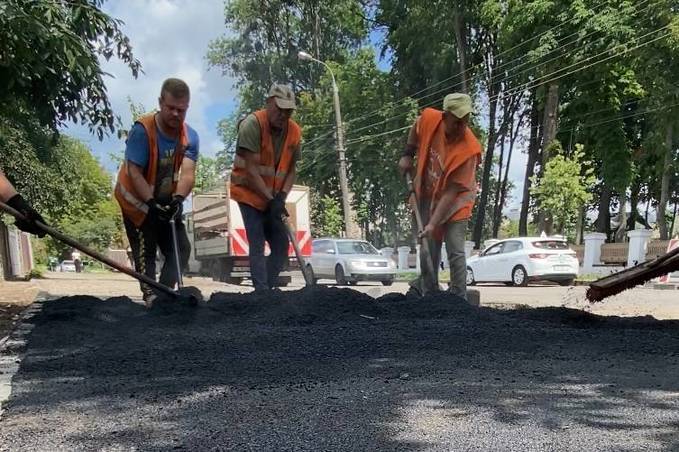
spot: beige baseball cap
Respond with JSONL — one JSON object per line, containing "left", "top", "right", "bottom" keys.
{"left": 268, "top": 84, "right": 297, "bottom": 110}
{"left": 443, "top": 93, "right": 474, "bottom": 118}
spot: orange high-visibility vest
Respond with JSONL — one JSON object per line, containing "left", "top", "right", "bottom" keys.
{"left": 414, "top": 107, "right": 482, "bottom": 224}
{"left": 230, "top": 110, "right": 302, "bottom": 211}
{"left": 114, "top": 114, "right": 188, "bottom": 227}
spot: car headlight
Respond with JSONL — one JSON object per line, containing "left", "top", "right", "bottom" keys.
{"left": 350, "top": 260, "right": 364, "bottom": 268}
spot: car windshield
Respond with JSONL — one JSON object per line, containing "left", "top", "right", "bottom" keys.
{"left": 337, "top": 241, "right": 379, "bottom": 255}
{"left": 532, "top": 241, "right": 568, "bottom": 250}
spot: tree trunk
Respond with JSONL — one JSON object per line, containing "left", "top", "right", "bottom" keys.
{"left": 453, "top": 4, "right": 468, "bottom": 93}
{"left": 519, "top": 95, "right": 541, "bottom": 236}
{"left": 491, "top": 134, "right": 506, "bottom": 238}
{"left": 472, "top": 82, "right": 500, "bottom": 248}
{"left": 670, "top": 202, "right": 677, "bottom": 238}
{"left": 575, "top": 206, "right": 585, "bottom": 245}
{"left": 627, "top": 181, "right": 640, "bottom": 231}
{"left": 596, "top": 186, "right": 611, "bottom": 239}
{"left": 658, "top": 123, "right": 673, "bottom": 240}
{"left": 537, "top": 82, "right": 560, "bottom": 234}
{"left": 615, "top": 190, "right": 628, "bottom": 243}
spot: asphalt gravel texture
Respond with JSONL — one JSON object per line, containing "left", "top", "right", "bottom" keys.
{"left": 2, "top": 286, "right": 679, "bottom": 451}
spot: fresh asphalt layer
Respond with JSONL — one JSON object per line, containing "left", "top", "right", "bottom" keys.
{"left": 2, "top": 287, "right": 679, "bottom": 451}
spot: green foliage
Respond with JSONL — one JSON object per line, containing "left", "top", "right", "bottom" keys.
{"left": 194, "top": 155, "right": 223, "bottom": 194}
{"left": 530, "top": 142, "right": 595, "bottom": 235}
{"left": 208, "top": 0, "right": 368, "bottom": 111}
{"left": 0, "top": 0, "right": 141, "bottom": 138}
{"left": 312, "top": 195, "right": 344, "bottom": 237}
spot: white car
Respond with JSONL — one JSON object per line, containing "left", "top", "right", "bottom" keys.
{"left": 59, "top": 260, "right": 76, "bottom": 272}
{"left": 466, "top": 237, "right": 579, "bottom": 286}
{"left": 308, "top": 238, "right": 396, "bottom": 286}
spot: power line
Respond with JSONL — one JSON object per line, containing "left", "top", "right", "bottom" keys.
{"left": 341, "top": 1, "right": 659, "bottom": 141}
{"left": 341, "top": 24, "right": 670, "bottom": 147}
{"left": 337, "top": 0, "right": 619, "bottom": 130}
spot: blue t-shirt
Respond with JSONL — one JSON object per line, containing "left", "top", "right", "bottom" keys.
{"left": 125, "top": 121, "right": 199, "bottom": 203}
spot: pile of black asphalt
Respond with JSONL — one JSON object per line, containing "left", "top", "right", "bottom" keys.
{"left": 2, "top": 286, "right": 679, "bottom": 451}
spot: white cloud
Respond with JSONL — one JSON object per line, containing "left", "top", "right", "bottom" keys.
{"left": 64, "top": 0, "right": 236, "bottom": 170}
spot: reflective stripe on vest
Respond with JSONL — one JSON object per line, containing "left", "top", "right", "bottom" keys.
{"left": 116, "top": 181, "right": 149, "bottom": 214}
{"left": 229, "top": 110, "right": 301, "bottom": 211}
{"left": 113, "top": 114, "right": 189, "bottom": 227}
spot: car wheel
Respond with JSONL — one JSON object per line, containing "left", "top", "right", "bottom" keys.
{"left": 335, "top": 265, "right": 347, "bottom": 285}
{"left": 512, "top": 265, "right": 528, "bottom": 287}
{"left": 381, "top": 280, "right": 393, "bottom": 286}
{"left": 305, "top": 264, "right": 318, "bottom": 284}
{"left": 466, "top": 267, "right": 476, "bottom": 286}
{"left": 558, "top": 278, "right": 575, "bottom": 287}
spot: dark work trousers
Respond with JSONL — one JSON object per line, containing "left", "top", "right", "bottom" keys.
{"left": 238, "top": 202, "right": 289, "bottom": 290}
{"left": 123, "top": 216, "right": 191, "bottom": 296}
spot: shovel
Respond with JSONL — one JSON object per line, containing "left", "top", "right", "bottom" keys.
{"left": 0, "top": 200, "right": 203, "bottom": 305}
{"left": 282, "top": 215, "right": 315, "bottom": 287}
{"left": 405, "top": 173, "right": 439, "bottom": 293}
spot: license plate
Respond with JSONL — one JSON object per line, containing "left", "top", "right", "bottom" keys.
{"left": 553, "top": 265, "right": 571, "bottom": 272}
{"left": 368, "top": 262, "right": 387, "bottom": 267}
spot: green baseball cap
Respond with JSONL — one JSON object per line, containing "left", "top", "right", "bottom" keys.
{"left": 268, "top": 84, "right": 297, "bottom": 110}
{"left": 443, "top": 93, "right": 474, "bottom": 118}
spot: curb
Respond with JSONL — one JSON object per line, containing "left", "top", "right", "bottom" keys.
{"left": 0, "top": 292, "right": 50, "bottom": 419}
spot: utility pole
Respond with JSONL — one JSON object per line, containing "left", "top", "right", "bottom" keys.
{"left": 299, "top": 51, "right": 358, "bottom": 238}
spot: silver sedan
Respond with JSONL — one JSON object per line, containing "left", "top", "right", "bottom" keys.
{"left": 308, "top": 238, "right": 397, "bottom": 286}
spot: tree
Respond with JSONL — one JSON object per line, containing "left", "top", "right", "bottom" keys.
{"left": 530, "top": 143, "right": 594, "bottom": 236}
{"left": 208, "top": 0, "right": 368, "bottom": 112}
{"left": 311, "top": 195, "right": 344, "bottom": 237}
{"left": 0, "top": 0, "right": 141, "bottom": 138}
{"left": 194, "top": 156, "right": 223, "bottom": 194}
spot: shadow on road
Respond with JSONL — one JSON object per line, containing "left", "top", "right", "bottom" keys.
{"left": 2, "top": 288, "right": 679, "bottom": 450}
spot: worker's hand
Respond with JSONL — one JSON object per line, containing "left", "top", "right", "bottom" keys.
{"left": 6, "top": 194, "right": 47, "bottom": 237}
{"left": 267, "top": 191, "right": 289, "bottom": 220}
{"left": 145, "top": 198, "right": 171, "bottom": 224}
{"left": 418, "top": 223, "right": 436, "bottom": 240}
{"left": 167, "top": 194, "right": 185, "bottom": 220}
{"left": 398, "top": 156, "right": 414, "bottom": 176}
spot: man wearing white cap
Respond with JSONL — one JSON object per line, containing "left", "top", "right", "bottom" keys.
{"left": 398, "top": 93, "right": 482, "bottom": 298}
{"left": 230, "top": 84, "right": 302, "bottom": 291}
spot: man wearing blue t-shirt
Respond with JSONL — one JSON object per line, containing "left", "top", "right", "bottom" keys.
{"left": 114, "top": 78, "right": 199, "bottom": 306}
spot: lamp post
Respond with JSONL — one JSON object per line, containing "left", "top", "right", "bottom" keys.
{"left": 298, "top": 51, "right": 355, "bottom": 238}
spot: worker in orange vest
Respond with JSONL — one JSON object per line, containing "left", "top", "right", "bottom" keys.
{"left": 399, "top": 93, "right": 482, "bottom": 299}
{"left": 0, "top": 171, "right": 47, "bottom": 237}
{"left": 114, "top": 78, "right": 199, "bottom": 306}
{"left": 230, "top": 84, "right": 302, "bottom": 291}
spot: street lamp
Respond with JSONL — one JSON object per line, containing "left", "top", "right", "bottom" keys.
{"left": 298, "top": 50, "right": 355, "bottom": 238}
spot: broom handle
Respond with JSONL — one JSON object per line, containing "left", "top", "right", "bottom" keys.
{"left": 0, "top": 200, "right": 177, "bottom": 297}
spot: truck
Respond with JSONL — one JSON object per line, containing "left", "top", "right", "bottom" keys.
{"left": 187, "top": 183, "right": 312, "bottom": 286}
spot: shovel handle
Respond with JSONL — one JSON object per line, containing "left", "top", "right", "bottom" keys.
{"left": 404, "top": 173, "right": 438, "bottom": 286}
{"left": 0, "top": 200, "right": 178, "bottom": 298}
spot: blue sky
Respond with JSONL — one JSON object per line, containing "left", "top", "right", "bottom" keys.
{"left": 64, "top": 0, "right": 235, "bottom": 173}
{"left": 63, "top": 0, "right": 526, "bottom": 210}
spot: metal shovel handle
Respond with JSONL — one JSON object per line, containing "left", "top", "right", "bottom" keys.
{"left": 169, "top": 216, "right": 184, "bottom": 289}
{"left": 0, "top": 200, "right": 179, "bottom": 298}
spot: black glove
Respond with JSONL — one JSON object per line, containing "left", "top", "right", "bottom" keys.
{"left": 6, "top": 194, "right": 47, "bottom": 237}
{"left": 145, "top": 198, "right": 171, "bottom": 224}
{"left": 167, "top": 194, "right": 185, "bottom": 220}
{"left": 267, "top": 191, "right": 289, "bottom": 220}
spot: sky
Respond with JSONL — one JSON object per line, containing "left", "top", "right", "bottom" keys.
{"left": 64, "top": 0, "right": 236, "bottom": 173}
{"left": 64, "top": 0, "right": 527, "bottom": 210}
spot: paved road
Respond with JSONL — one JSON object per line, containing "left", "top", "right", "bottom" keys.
{"left": 28, "top": 272, "right": 679, "bottom": 319}
{"left": 2, "top": 285, "right": 679, "bottom": 451}
{"left": 1, "top": 273, "right": 679, "bottom": 451}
